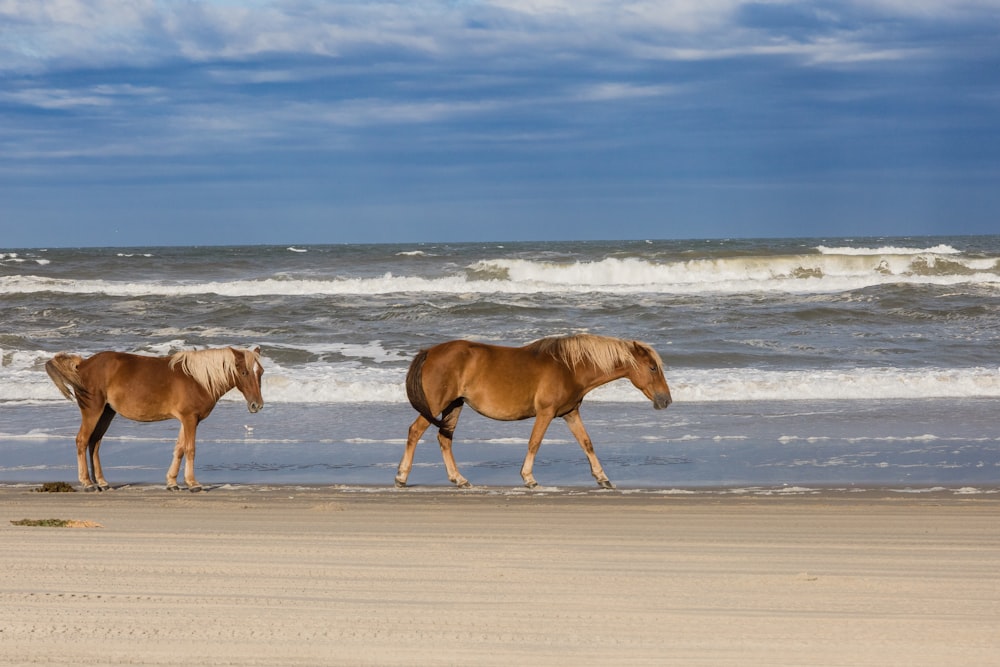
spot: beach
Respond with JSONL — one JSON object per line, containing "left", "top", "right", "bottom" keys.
{"left": 2, "top": 486, "right": 998, "bottom": 666}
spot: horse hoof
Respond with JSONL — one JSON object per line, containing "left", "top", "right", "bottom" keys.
{"left": 394, "top": 479, "right": 407, "bottom": 488}
{"left": 188, "top": 485, "right": 203, "bottom": 493}
{"left": 524, "top": 481, "right": 538, "bottom": 489}
{"left": 98, "top": 484, "right": 110, "bottom": 492}
{"left": 166, "top": 484, "right": 180, "bottom": 491}
{"left": 598, "top": 479, "right": 616, "bottom": 490}
{"left": 457, "top": 481, "right": 472, "bottom": 489}
{"left": 83, "top": 485, "right": 98, "bottom": 493}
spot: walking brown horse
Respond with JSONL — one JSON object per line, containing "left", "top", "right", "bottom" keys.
{"left": 397, "top": 334, "right": 672, "bottom": 489}
{"left": 45, "top": 346, "right": 264, "bottom": 492}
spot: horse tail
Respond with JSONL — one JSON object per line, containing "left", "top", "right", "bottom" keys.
{"left": 45, "top": 353, "right": 88, "bottom": 404}
{"left": 405, "top": 349, "right": 446, "bottom": 429}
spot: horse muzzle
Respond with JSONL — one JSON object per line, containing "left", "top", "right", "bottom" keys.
{"left": 247, "top": 401, "right": 263, "bottom": 414}
{"left": 652, "top": 393, "right": 672, "bottom": 410}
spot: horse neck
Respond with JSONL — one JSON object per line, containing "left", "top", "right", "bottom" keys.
{"left": 172, "top": 351, "right": 238, "bottom": 400}
{"left": 217, "top": 373, "right": 239, "bottom": 398}
{"left": 576, "top": 360, "right": 631, "bottom": 391}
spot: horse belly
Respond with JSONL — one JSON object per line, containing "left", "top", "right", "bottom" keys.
{"left": 461, "top": 376, "right": 539, "bottom": 421}
{"left": 466, "top": 397, "right": 536, "bottom": 422}
{"left": 106, "top": 388, "right": 176, "bottom": 422}
{"left": 104, "top": 368, "right": 178, "bottom": 423}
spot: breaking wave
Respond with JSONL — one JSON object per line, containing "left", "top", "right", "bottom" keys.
{"left": 3, "top": 244, "right": 998, "bottom": 296}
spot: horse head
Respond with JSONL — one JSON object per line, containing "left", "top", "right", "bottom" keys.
{"left": 232, "top": 346, "right": 265, "bottom": 413}
{"left": 626, "top": 341, "right": 672, "bottom": 410}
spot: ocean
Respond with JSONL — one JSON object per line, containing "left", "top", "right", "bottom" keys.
{"left": 2, "top": 236, "right": 999, "bottom": 493}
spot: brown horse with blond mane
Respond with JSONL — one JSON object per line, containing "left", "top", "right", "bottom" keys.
{"left": 45, "top": 346, "right": 264, "bottom": 492}
{"left": 397, "top": 334, "right": 672, "bottom": 489}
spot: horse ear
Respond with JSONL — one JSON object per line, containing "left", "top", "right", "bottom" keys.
{"left": 631, "top": 340, "right": 652, "bottom": 361}
{"left": 252, "top": 346, "right": 261, "bottom": 355}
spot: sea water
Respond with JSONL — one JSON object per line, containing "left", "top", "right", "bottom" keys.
{"left": 2, "top": 237, "right": 998, "bottom": 491}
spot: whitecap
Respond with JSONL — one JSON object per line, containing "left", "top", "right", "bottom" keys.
{"left": 816, "top": 244, "right": 961, "bottom": 255}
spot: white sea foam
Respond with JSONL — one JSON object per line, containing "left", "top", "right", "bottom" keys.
{"left": 479, "top": 250, "right": 1000, "bottom": 294}
{"left": 815, "top": 244, "right": 961, "bottom": 256}
{"left": 0, "top": 252, "right": 50, "bottom": 265}
{"left": 670, "top": 366, "right": 1000, "bottom": 402}
{"left": 3, "top": 247, "right": 997, "bottom": 297}
{"left": 6, "top": 349, "right": 999, "bottom": 405}
{"left": 254, "top": 363, "right": 1000, "bottom": 404}
{"left": 265, "top": 340, "right": 409, "bottom": 363}
{"left": 0, "top": 429, "right": 61, "bottom": 440}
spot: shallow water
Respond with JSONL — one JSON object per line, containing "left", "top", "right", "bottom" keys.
{"left": 3, "top": 399, "right": 997, "bottom": 491}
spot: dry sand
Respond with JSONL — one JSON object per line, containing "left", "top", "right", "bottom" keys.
{"left": 1, "top": 485, "right": 998, "bottom": 666}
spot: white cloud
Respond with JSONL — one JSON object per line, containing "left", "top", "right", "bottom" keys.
{"left": 575, "top": 82, "right": 679, "bottom": 102}
{"left": 1, "top": 87, "right": 112, "bottom": 109}
{"left": 3, "top": 0, "right": 990, "bottom": 74}
{"left": 854, "top": 0, "right": 1000, "bottom": 20}
{"left": 483, "top": 0, "right": 744, "bottom": 31}
{"left": 635, "top": 36, "right": 926, "bottom": 66}
{"left": 0, "top": 83, "right": 165, "bottom": 109}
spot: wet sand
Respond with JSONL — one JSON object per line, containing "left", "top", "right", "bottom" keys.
{"left": 1, "top": 485, "right": 998, "bottom": 666}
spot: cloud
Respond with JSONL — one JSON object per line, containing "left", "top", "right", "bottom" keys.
{"left": 1, "top": 87, "right": 112, "bottom": 109}
{"left": 2, "top": 0, "right": 994, "bottom": 75}
{"left": 0, "top": 83, "right": 164, "bottom": 110}
{"left": 1, "top": 0, "right": 996, "bottom": 188}
{"left": 574, "top": 82, "right": 679, "bottom": 102}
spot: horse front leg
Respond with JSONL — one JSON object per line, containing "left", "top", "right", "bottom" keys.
{"left": 181, "top": 419, "right": 202, "bottom": 492}
{"left": 166, "top": 418, "right": 202, "bottom": 492}
{"left": 520, "top": 412, "right": 555, "bottom": 489}
{"left": 396, "top": 415, "right": 431, "bottom": 487}
{"left": 166, "top": 433, "right": 184, "bottom": 491}
{"left": 563, "top": 409, "right": 614, "bottom": 489}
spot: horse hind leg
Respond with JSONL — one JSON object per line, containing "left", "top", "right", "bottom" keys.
{"left": 436, "top": 400, "right": 470, "bottom": 488}
{"left": 396, "top": 415, "right": 432, "bottom": 487}
{"left": 73, "top": 403, "right": 109, "bottom": 491}
{"left": 88, "top": 405, "right": 117, "bottom": 491}
{"left": 75, "top": 433, "right": 97, "bottom": 491}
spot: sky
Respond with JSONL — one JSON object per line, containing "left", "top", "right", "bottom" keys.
{"left": 1, "top": 0, "right": 999, "bottom": 248}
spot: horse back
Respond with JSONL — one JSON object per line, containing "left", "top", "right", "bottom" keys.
{"left": 421, "top": 340, "right": 573, "bottom": 420}
{"left": 79, "top": 352, "right": 209, "bottom": 421}
{"left": 78, "top": 351, "right": 168, "bottom": 382}
{"left": 425, "top": 339, "right": 555, "bottom": 381}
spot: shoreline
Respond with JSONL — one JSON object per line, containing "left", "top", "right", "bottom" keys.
{"left": 3, "top": 486, "right": 999, "bottom": 665}
{"left": 3, "top": 480, "right": 1000, "bottom": 496}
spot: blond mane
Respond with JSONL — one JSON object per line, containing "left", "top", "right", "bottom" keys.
{"left": 169, "top": 348, "right": 247, "bottom": 399}
{"left": 533, "top": 334, "right": 660, "bottom": 374}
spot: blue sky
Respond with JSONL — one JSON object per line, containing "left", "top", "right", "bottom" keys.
{"left": 2, "top": 1, "right": 998, "bottom": 247}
